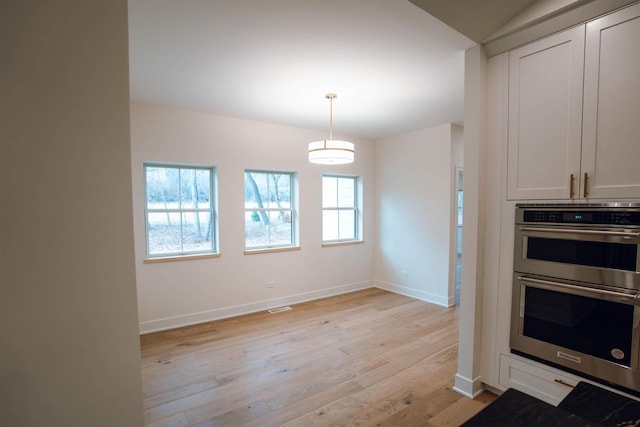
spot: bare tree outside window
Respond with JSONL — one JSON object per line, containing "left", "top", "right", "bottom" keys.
{"left": 244, "top": 170, "right": 294, "bottom": 249}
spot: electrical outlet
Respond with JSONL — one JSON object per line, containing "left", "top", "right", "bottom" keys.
{"left": 267, "top": 281, "right": 276, "bottom": 288}
{"left": 400, "top": 270, "right": 409, "bottom": 277}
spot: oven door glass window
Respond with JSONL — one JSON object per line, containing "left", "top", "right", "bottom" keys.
{"left": 522, "top": 286, "right": 634, "bottom": 366}
{"left": 526, "top": 237, "right": 637, "bottom": 271}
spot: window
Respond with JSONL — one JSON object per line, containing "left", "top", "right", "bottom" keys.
{"left": 322, "top": 175, "right": 359, "bottom": 242}
{"left": 244, "top": 170, "right": 296, "bottom": 250}
{"left": 144, "top": 163, "right": 217, "bottom": 258}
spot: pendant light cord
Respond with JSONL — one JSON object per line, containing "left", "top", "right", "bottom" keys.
{"left": 326, "top": 93, "right": 336, "bottom": 141}
{"left": 329, "top": 95, "right": 333, "bottom": 140}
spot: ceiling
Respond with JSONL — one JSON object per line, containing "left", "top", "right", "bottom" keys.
{"left": 128, "top": 0, "right": 534, "bottom": 140}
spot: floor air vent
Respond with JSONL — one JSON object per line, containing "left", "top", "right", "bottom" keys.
{"left": 268, "top": 306, "right": 292, "bottom": 314}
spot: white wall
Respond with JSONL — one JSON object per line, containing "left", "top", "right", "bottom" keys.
{"left": 374, "top": 124, "right": 462, "bottom": 306}
{"left": 0, "top": 1, "right": 144, "bottom": 426}
{"left": 131, "top": 103, "right": 375, "bottom": 332}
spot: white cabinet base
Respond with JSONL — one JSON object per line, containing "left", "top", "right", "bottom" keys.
{"left": 498, "top": 353, "right": 578, "bottom": 405}
{"left": 497, "top": 353, "right": 640, "bottom": 405}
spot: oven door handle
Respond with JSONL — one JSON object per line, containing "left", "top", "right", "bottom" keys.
{"left": 516, "top": 275, "right": 640, "bottom": 301}
{"left": 518, "top": 226, "right": 640, "bottom": 239}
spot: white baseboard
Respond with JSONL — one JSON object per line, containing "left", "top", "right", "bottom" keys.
{"left": 139, "top": 280, "right": 374, "bottom": 334}
{"left": 453, "top": 373, "right": 485, "bottom": 399}
{"left": 374, "top": 280, "right": 449, "bottom": 307}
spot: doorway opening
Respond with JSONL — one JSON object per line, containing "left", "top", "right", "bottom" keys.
{"left": 455, "top": 167, "right": 463, "bottom": 305}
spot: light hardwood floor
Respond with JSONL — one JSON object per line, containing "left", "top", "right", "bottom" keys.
{"left": 140, "top": 288, "right": 496, "bottom": 426}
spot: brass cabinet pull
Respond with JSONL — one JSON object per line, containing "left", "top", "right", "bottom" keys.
{"left": 583, "top": 172, "right": 589, "bottom": 198}
{"left": 554, "top": 378, "right": 576, "bottom": 389}
{"left": 569, "top": 174, "right": 575, "bottom": 198}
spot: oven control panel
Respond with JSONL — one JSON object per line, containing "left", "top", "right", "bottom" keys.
{"left": 521, "top": 210, "right": 640, "bottom": 226}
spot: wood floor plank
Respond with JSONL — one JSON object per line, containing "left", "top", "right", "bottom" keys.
{"left": 426, "top": 391, "right": 497, "bottom": 427}
{"left": 283, "top": 344, "right": 460, "bottom": 426}
{"left": 140, "top": 289, "right": 496, "bottom": 426}
{"left": 189, "top": 399, "right": 271, "bottom": 427}
{"left": 145, "top": 411, "right": 191, "bottom": 427}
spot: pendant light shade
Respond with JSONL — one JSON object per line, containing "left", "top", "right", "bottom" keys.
{"left": 308, "top": 139, "right": 354, "bottom": 164}
{"left": 308, "top": 94, "right": 354, "bottom": 165}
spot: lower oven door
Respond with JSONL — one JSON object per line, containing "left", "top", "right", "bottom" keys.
{"left": 510, "top": 273, "right": 640, "bottom": 392}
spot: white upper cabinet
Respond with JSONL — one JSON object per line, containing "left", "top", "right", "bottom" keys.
{"left": 507, "top": 3, "right": 640, "bottom": 200}
{"left": 581, "top": 3, "right": 640, "bottom": 199}
{"left": 507, "top": 26, "right": 585, "bottom": 200}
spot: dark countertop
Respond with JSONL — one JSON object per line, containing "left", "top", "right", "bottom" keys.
{"left": 462, "top": 388, "right": 596, "bottom": 427}
{"left": 558, "top": 381, "right": 640, "bottom": 426}
{"left": 462, "top": 382, "right": 640, "bottom": 427}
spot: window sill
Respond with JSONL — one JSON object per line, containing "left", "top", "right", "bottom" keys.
{"left": 244, "top": 246, "right": 301, "bottom": 255}
{"left": 322, "top": 240, "right": 364, "bottom": 247}
{"left": 144, "top": 253, "right": 221, "bottom": 264}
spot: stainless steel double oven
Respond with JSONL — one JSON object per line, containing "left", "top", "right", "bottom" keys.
{"left": 511, "top": 203, "right": 640, "bottom": 394}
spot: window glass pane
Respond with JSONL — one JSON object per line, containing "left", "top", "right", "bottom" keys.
{"left": 245, "top": 209, "right": 269, "bottom": 248}
{"left": 257, "top": 173, "right": 271, "bottom": 209}
{"left": 322, "top": 176, "right": 337, "bottom": 208}
{"left": 245, "top": 172, "right": 270, "bottom": 209}
{"left": 179, "top": 168, "right": 211, "bottom": 209}
{"left": 337, "top": 177, "right": 355, "bottom": 208}
{"left": 244, "top": 173, "right": 255, "bottom": 208}
{"left": 457, "top": 189, "right": 463, "bottom": 226}
{"left": 338, "top": 209, "right": 356, "bottom": 240}
{"left": 196, "top": 169, "right": 211, "bottom": 208}
{"left": 269, "top": 210, "right": 292, "bottom": 246}
{"left": 323, "top": 210, "right": 339, "bottom": 241}
{"left": 181, "top": 212, "right": 213, "bottom": 252}
{"left": 244, "top": 210, "right": 293, "bottom": 248}
{"left": 271, "top": 173, "right": 291, "bottom": 206}
{"left": 179, "top": 168, "right": 196, "bottom": 209}
{"left": 147, "top": 212, "right": 181, "bottom": 255}
{"left": 146, "top": 166, "right": 179, "bottom": 209}
{"left": 146, "top": 167, "right": 163, "bottom": 207}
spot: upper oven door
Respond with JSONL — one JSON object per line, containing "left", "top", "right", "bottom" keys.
{"left": 514, "top": 224, "right": 640, "bottom": 290}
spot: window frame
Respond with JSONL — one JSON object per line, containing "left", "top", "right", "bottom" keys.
{"left": 144, "top": 162, "right": 218, "bottom": 260}
{"left": 322, "top": 174, "right": 361, "bottom": 244}
{"left": 244, "top": 169, "right": 298, "bottom": 252}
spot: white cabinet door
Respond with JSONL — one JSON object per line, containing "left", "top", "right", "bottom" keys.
{"left": 507, "top": 26, "right": 585, "bottom": 200}
{"left": 498, "top": 354, "right": 578, "bottom": 405}
{"left": 581, "top": 3, "right": 640, "bottom": 199}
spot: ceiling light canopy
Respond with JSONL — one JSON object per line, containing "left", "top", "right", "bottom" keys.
{"left": 308, "top": 94, "right": 354, "bottom": 165}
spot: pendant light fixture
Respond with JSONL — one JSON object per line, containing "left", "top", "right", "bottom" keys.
{"left": 308, "top": 93, "right": 354, "bottom": 165}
